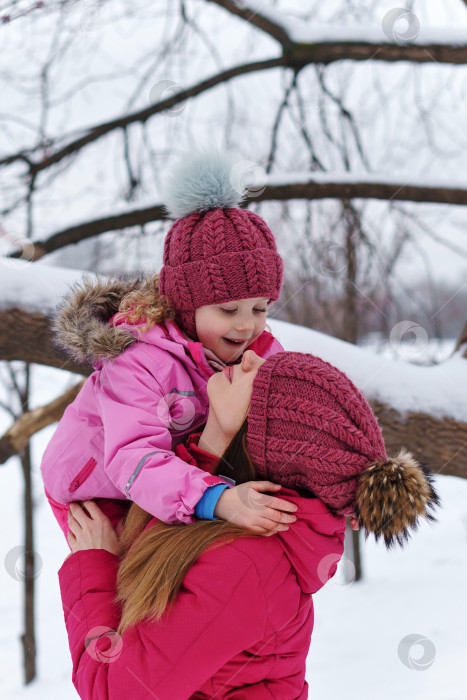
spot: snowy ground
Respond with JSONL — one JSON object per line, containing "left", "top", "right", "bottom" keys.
{"left": 1, "top": 341, "right": 466, "bottom": 699}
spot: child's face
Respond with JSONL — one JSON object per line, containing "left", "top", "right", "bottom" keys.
{"left": 195, "top": 296, "right": 270, "bottom": 363}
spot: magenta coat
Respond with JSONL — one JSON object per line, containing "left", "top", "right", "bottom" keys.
{"left": 59, "top": 487, "right": 346, "bottom": 700}
{"left": 41, "top": 278, "right": 283, "bottom": 528}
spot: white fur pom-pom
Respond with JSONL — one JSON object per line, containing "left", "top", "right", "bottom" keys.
{"left": 162, "top": 151, "right": 242, "bottom": 219}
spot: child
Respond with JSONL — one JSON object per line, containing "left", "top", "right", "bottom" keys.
{"left": 41, "top": 151, "right": 294, "bottom": 542}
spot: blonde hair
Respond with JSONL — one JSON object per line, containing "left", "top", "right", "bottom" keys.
{"left": 114, "top": 273, "right": 177, "bottom": 333}
{"left": 115, "top": 419, "right": 259, "bottom": 634}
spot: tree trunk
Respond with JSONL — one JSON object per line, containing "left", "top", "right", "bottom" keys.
{"left": 19, "top": 366, "right": 36, "bottom": 684}
{"left": 0, "top": 308, "right": 91, "bottom": 376}
{"left": 340, "top": 200, "right": 363, "bottom": 580}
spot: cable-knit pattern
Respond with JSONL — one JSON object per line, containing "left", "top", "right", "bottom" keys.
{"left": 265, "top": 437, "right": 365, "bottom": 470}
{"left": 267, "top": 394, "right": 378, "bottom": 459}
{"left": 159, "top": 203, "right": 282, "bottom": 339}
{"left": 246, "top": 350, "right": 388, "bottom": 516}
{"left": 224, "top": 209, "right": 254, "bottom": 250}
{"left": 175, "top": 266, "right": 194, "bottom": 310}
{"left": 206, "top": 258, "right": 230, "bottom": 300}
{"left": 252, "top": 249, "right": 269, "bottom": 298}
{"left": 201, "top": 215, "right": 218, "bottom": 259}
{"left": 267, "top": 359, "right": 385, "bottom": 455}
{"left": 248, "top": 210, "right": 278, "bottom": 249}
{"left": 211, "top": 210, "right": 227, "bottom": 256}
{"left": 243, "top": 249, "right": 259, "bottom": 296}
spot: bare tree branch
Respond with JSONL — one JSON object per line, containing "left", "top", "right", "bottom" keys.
{"left": 0, "top": 58, "right": 284, "bottom": 174}
{"left": 11, "top": 177, "right": 467, "bottom": 261}
{"left": 0, "top": 379, "right": 85, "bottom": 464}
{"left": 2, "top": 23, "right": 467, "bottom": 177}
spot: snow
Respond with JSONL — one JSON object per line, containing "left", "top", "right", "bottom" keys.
{"left": 265, "top": 170, "right": 467, "bottom": 191}
{"left": 268, "top": 318, "right": 467, "bottom": 423}
{"left": 239, "top": 1, "right": 467, "bottom": 47}
{"left": 1, "top": 262, "right": 466, "bottom": 422}
{"left": 1, "top": 361, "right": 466, "bottom": 699}
{"left": 0, "top": 260, "right": 95, "bottom": 314}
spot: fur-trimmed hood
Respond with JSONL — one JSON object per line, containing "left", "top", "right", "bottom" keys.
{"left": 52, "top": 276, "right": 158, "bottom": 367}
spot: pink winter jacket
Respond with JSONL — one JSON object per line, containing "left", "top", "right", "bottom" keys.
{"left": 41, "top": 278, "right": 283, "bottom": 528}
{"left": 58, "top": 487, "right": 346, "bottom": 700}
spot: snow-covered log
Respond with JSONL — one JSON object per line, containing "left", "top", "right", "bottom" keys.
{"left": 0, "top": 261, "right": 94, "bottom": 374}
{"left": 1, "top": 261, "right": 466, "bottom": 478}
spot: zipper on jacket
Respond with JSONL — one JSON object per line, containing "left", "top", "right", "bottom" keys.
{"left": 69, "top": 457, "right": 98, "bottom": 492}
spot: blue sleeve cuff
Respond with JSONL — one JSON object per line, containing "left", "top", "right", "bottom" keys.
{"left": 194, "top": 483, "right": 230, "bottom": 520}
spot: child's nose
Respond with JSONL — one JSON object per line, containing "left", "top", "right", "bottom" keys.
{"left": 234, "top": 315, "right": 254, "bottom": 332}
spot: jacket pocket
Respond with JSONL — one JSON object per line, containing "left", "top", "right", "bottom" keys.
{"left": 69, "top": 457, "right": 98, "bottom": 493}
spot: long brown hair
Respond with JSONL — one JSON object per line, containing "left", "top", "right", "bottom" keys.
{"left": 115, "top": 418, "right": 260, "bottom": 634}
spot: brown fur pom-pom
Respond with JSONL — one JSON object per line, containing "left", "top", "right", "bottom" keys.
{"left": 354, "top": 449, "right": 441, "bottom": 549}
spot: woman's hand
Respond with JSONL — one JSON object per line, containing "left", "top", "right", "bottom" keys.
{"left": 213, "top": 482, "right": 298, "bottom": 536}
{"left": 67, "top": 500, "right": 123, "bottom": 556}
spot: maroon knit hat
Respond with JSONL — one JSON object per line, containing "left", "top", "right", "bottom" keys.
{"left": 158, "top": 152, "right": 283, "bottom": 340}
{"left": 247, "top": 351, "right": 440, "bottom": 548}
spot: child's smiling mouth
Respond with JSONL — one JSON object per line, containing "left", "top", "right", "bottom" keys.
{"left": 222, "top": 338, "right": 249, "bottom": 345}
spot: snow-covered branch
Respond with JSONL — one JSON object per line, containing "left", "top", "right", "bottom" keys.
{"left": 9, "top": 173, "right": 467, "bottom": 261}
{"left": 0, "top": 261, "right": 93, "bottom": 374}
{"left": 0, "top": 262, "right": 466, "bottom": 478}
{"left": 208, "top": 0, "right": 467, "bottom": 65}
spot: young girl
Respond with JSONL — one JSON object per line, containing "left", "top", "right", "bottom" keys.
{"left": 41, "top": 151, "right": 296, "bottom": 541}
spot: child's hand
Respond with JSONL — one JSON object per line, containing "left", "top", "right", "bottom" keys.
{"left": 67, "top": 501, "right": 123, "bottom": 557}
{"left": 213, "top": 482, "right": 298, "bottom": 536}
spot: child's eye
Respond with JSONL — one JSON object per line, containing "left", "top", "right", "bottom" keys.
{"left": 220, "top": 308, "right": 267, "bottom": 314}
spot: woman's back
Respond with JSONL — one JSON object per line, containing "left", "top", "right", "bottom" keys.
{"left": 59, "top": 488, "right": 345, "bottom": 700}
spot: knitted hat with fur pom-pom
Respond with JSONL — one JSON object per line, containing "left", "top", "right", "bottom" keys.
{"left": 158, "top": 151, "right": 283, "bottom": 341}
{"left": 247, "top": 351, "right": 440, "bottom": 549}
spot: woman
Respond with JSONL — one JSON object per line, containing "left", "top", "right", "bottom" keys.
{"left": 60, "top": 350, "right": 439, "bottom": 700}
